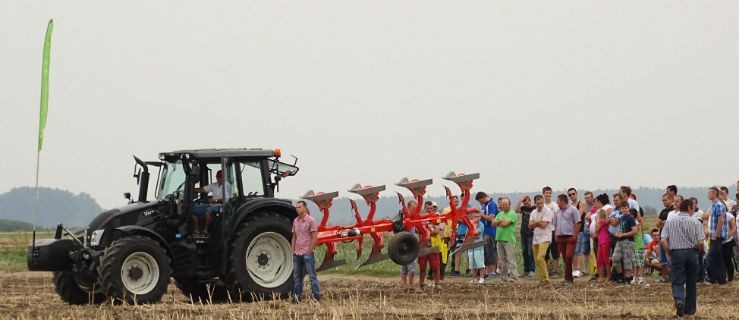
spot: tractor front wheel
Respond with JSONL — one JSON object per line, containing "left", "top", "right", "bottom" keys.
{"left": 52, "top": 271, "right": 105, "bottom": 305}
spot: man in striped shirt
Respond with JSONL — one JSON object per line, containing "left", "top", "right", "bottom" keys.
{"left": 661, "top": 199, "right": 705, "bottom": 317}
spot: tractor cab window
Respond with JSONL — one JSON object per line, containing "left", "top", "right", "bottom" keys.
{"left": 157, "top": 160, "right": 186, "bottom": 200}
{"left": 240, "top": 162, "right": 265, "bottom": 197}
{"left": 223, "top": 160, "right": 265, "bottom": 202}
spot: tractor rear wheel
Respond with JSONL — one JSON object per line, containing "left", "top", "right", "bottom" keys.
{"left": 52, "top": 271, "right": 105, "bottom": 305}
{"left": 226, "top": 212, "right": 293, "bottom": 301}
{"left": 174, "top": 277, "right": 230, "bottom": 303}
{"left": 98, "top": 235, "right": 171, "bottom": 304}
{"left": 388, "top": 231, "right": 419, "bottom": 265}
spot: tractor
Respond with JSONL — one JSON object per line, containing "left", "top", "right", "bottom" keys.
{"left": 28, "top": 148, "right": 300, "bottom": 304}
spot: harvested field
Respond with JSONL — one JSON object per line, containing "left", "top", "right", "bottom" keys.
{"left": 0, "top": 272, "right": 736, "bottom": 319}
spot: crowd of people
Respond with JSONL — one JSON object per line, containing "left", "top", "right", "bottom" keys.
{"left": 290, "top": 183, "right": 739, "bottom": 316}
{"left": 399, "top": 183, "right": 738, "bottom": 317}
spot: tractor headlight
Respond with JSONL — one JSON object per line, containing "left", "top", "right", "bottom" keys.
{"left": 90, "top": 229, "right": 105, "bottom": 246}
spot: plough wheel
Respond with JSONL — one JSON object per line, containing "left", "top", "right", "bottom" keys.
{"left": 387, "top": 231, "right": 419, "bottom": 265}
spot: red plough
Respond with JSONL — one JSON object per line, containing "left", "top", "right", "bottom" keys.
{"left": 301, "top": 172, "right": 483, "bottom": 271}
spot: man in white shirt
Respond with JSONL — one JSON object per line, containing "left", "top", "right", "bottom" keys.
{"left": 620, "top": 186, "right": 640, "bottom": 211}
{"left": 666, "top": 195, "right": 684, "bottom": 222}
{"left": 720, "top": 186, "right": 736, "bottom": 213}
{"left": 542, "top": 186, "right": 560, "bottom": 276}
{"left": 689, "top": 197, "right": 704, "bottom": 220}
{"left": 529, "top": 195, "right": 554, "bottom": 285}
{"left": 192, "top": 170, "right": 225, "bottom": 236}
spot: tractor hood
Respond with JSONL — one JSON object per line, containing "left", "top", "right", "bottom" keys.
{"left": 87, "top": 201, "right": 162, "bottom": 231}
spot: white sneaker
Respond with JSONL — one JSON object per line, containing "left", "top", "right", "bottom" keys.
{"left": 636, "top": 277, "right": 645, "bottom": 284}
{"left": 573, "top": 270, "right": 581, "bottom": 278}
{"left": 478, "top": 278, "right": 485, "bottom": 284}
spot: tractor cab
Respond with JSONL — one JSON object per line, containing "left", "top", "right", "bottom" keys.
{"left": 155, "top": 148, "right": 298, "bottom": 239}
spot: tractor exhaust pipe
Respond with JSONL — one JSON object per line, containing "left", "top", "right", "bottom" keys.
{"left": 133, "top": 156, "right": 150, "bottom": 202}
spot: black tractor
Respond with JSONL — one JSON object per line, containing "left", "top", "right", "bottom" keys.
{"left": 28, "top": 148, "right": 299, "bottom": 304}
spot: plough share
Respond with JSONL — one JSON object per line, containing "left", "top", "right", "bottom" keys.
{"left": 301, "top": 172, "right": 484, "bottom": 271}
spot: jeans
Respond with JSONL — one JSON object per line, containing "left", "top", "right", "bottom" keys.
{"left": 721, "top": 241, "right": 735, "bottom": 282}
{"left": 193, "top": 203, "right": 222, "bottom": 216}
{"left": 574, "top": 231, "right": 591, "bottom": 256}
{"left": 292, "top": 253, "right": 320, "bottom": 301}
{"left": 670, "top": 249, "right": 699, "bottom": 315}
{"left": 697, "top": 248, "right": 706, "bottom": 282}
{"left": 659, "top": 245, "right": 670, "bottom": 266}
{"left": 521, "top": 233, "right": 535, "bottom": 273}
{"left": 546, "top": 231, "right": 559, "bottom": 260}
{"left": 533, "top": 242, "right": 550, "bottom": 282}
{"left": 556, "top": 235, "right": 577, "bottom": 282}
{"left": 483, "top": 235, "right": 498, "bottom": 266}
{"left": 706, "top": 238, "right": 726, "bottom": 284}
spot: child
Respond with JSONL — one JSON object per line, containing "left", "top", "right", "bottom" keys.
{"left": 468, "top": 212, "right": 486, "bottom": 283}
{"left": 629, "top": 208, "right": 646, "bottom": 284}
{"left": 611, "top": 202, "right": 637, "bottom": 283}
{"left": 595, "top": 209, "right": 612, "bottom": 282}
{"left": 400, "top": 259, "right": 418, "bottom": 292}
{"left": 400, "top": 200, "right": 420, "bottom": 292}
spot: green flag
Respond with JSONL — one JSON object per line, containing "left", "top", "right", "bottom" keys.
{"left": 38, "top": 19, "right": 53, "bottom": 151}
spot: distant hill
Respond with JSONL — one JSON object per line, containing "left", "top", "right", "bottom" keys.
{"left": 307, "top": 186, "right": 718, "bottom": 225}
{"left": 0, "top": 187, "right": 104, "bottom": 229}
{"left": 0, "top": 218, "right": 37, "bottom": 232}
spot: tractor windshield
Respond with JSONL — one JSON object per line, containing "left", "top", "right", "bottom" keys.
{"left": 156, "top": 160, "right": 186, "bottom": 200}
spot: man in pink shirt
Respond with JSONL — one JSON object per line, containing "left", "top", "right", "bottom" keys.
{"left": 291, "top": 200, "right": 320, "bottom": 303}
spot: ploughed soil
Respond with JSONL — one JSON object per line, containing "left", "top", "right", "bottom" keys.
{"left": 0, "top": 272, "right": 736, "bottom": 319}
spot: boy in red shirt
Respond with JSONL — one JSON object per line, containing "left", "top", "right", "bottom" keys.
{"left": 644, "top": 228, "right": 662, "bottom": 274}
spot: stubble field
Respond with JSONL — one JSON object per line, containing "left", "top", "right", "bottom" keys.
{"left": 0, "top": 271, "right": 737, "bottom": 320}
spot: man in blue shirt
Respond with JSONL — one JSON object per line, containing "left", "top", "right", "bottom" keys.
{"left": 476, "top": 191, "right": 499, "bottom": 279}
{"left": 706, "top": 187, "right": 728, "bottom": 284}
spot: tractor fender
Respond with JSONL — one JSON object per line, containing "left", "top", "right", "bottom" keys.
{"left": 229, "top": 199, "right": 297, "bottom": 239}
{"left": 108, "top": 225, "right": 172, "bottom": 257}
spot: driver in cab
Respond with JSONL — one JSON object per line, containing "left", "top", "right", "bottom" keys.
{"left": 191, "top": 170, "right": 224, "bottom": 237}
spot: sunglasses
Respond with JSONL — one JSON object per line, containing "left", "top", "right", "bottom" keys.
{"left": 568, "top": 193, "right": 576, "bottom": 196}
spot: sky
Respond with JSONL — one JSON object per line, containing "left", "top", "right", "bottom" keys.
{"left": 1, "top": 1, "right": 738, "bottom": 211}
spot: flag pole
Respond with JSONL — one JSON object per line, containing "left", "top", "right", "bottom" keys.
{"left": 33, "top": 19, "right": 54, "bottom": 249}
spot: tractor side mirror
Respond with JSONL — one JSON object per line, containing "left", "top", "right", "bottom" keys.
{"left": 124, "top": 192, "right": 132, "bottom": 202}
{"left": 273, "top": 175, "right": 282, "bottom": 193}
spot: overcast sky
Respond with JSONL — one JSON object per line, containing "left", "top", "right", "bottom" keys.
{"left": 1, "top": 1, "right": 738, "bottom": 210}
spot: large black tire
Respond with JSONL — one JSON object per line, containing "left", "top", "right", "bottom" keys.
{"left": 225, "top": 212, "right": 294, "bottom": 301}
{"left": 98, "top": 235, "right": 171, "bottom": 304}
{"left": 52, "top": 271, "right": 105, "bottom": 305}
{"left": 388, "top": 231, "right": 419, "bottom": 265}
{"left": 174, "top": 277, "right": 230, "bottom": 303}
